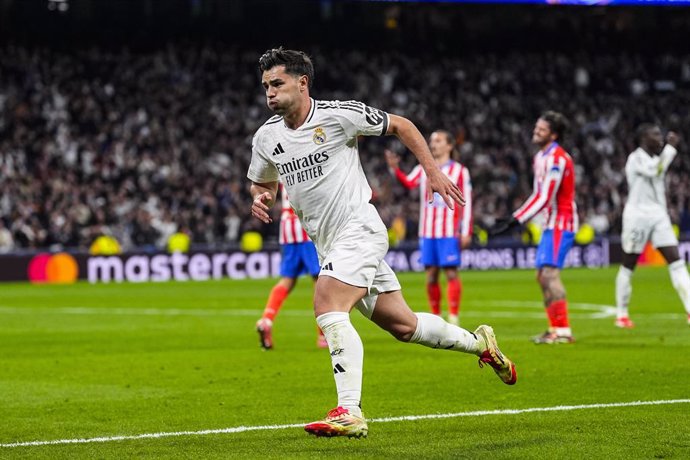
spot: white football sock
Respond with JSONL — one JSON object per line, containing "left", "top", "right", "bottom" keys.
{"left": 410, "top": 312, "right": 479, "bottom": 355}
{"left": 669, "top": 260, "right": 690, "bottom": 315}
{"left": 615, "top": 266, "right": 633, "bottom": 319}
{"left": 316, "top": 311, "right": 363, "bottom": 417}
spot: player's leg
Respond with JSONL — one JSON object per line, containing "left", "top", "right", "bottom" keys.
{"left": 303, "top": 242, "right": 329, "bottom": 347}
{"left": 653, "top": 216, "right": 690, "bottom": 324}
{"left": 658, "top": 245, "right": 690, "bottom": 324}
{"left": 441, "top": 237, "right": 462, "bottom": 325}
{"left": 422, "top": 238, "right": 442, "bottom": 315}
{"left": 426, "top": 265, "right": 441, "bottom": 315}
{"left": 256, "top": 244, "right": 302, "bottom": 349}
{"left": 368, "top": 288, "right": 516, "bottom": 385}
{"left": 533, "top": 229, "right": 574, "bottom": 344}
{"left": 311, "top": 274, "right": 328, "bottom": 348}
{"left": 616, "top": 215, "right": 650, "bottom": 328}
{"left": 445, "top": 267, "right": 461, "bottom": 325}
{"left": 535, "top": 266, "right": 573, "bottom": 342}
{"left": 257, "top": 276, "right": 297, "bottom": 350}
{"left": 306, "top": 275, "right": 368, "bottom": 437}
{"left": 615, "top": 251, "right": 639, "bottom": 328}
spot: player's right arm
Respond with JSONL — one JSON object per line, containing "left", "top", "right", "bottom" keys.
{"left": 332, "top": 100, "right": 463, "bottom": 208}
{"left": 250, "top": 181, "right": 278, "bottom": 224}
{"left": 513, "top": 155, "right": 564, "bottom": 224}
{"left": 247, "top": 130, "right": 280, "bottom": 224}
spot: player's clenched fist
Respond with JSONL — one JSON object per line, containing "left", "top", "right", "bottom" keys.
{"left": 251, "top": 192, "right": 274, "bottom": 224}
{"left": 666, "top": 131, "right": 680, "bottom": 149}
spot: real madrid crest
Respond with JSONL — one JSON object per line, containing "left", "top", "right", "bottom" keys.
{"left": 313, "top": 127, "right": 327, "bottom": 145}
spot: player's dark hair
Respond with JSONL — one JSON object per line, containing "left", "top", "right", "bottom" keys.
{"left": 433, "top": 129, "right": 459, "bottom": 160}
{"left": 539, "top": 111, "right": 569, "bottom": 141}
{"left": 259, "top": 47, "right": 314, "bottom": 88}
{"left": 635, "top": 123, "right": 657, "bottom": 144}
{"left": 434, "top": 130, "right": 455, "bottom": 146}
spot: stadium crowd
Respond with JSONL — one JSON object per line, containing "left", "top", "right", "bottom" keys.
{"left": 1, "top": 43, "right": 689, "bottom": 252}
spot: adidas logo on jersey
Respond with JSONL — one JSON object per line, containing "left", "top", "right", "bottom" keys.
{"left": 272, "top": 143, "right": 285, "bottom": 156}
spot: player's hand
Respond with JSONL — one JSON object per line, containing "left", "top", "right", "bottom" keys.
{"left": 426, "top": 169, "right": 465, "bottom": 209}
{"left": 460, "top": 235, "right": 472, "bottom": 249}
{"left": 251, "top": 192, "right": 274, "bottom": 224}
{"left": 384, "top": 149, "right": 400, "bottom": 169}
{"left": 666, "top": 131, "right": 680, "bottom": 148}
{"left": 489, "top": 216, "right": 520, "bottom": 237}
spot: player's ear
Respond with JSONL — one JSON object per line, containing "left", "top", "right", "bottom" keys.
{"left": 299, "top": 75, "right": 309, "bottom": 92}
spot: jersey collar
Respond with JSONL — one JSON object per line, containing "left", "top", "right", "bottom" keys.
{"left": 540, "top": 142, "right": 559, "bottom": 157}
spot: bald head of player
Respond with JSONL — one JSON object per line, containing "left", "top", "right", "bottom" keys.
{"left": 259, "top": 47, "right": 314, "bottom": 129}
{"left": 532, "top": 111, "right": 569, "bottom": 149}
{"left": 636, "top": 123, "right": 664, "bottom": 155}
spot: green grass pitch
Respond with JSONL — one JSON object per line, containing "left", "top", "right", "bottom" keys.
{"left": 1, "top": 266, "right": 689, "bottom": 458}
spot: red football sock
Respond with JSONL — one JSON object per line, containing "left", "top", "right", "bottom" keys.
{"left": 262, "top": 284, "right": 289, "bottom": 321}
{"left": 546, "top": 299, "right": 570, "bottom": 328}
{"left": 447, "top": 278, "right": 461, "bottom": 316}
{"left": 426, "top": 282, "right": 441, "bottom": 315}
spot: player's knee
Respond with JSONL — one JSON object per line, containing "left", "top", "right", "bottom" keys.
{"left": 426, "top": 268, "right": 439, "bottom": 284}
{"left": 445, "top": 269, "right": 458, "bottom": 281}
{"left": 385, "top": 322, "right": 416, "bottom": 342}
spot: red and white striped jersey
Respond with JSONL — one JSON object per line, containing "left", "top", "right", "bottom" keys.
{"left": 513, "top": 142, "right": 578, "bottom": 232}
{"left": 394, "top": 160, "right": 473, "bottom": 239}
{"left": 278, "top": 183, "right": 310, "bottom": 245}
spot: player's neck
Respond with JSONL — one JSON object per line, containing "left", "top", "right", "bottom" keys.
{"left": 283, "top": 97, "right": 312, "bottom": 130}
{"left": 435, "top": 155, "right": 450, "bottom": 166}
{"left": 537, "top": 141, "right": 554, "bottom": 152}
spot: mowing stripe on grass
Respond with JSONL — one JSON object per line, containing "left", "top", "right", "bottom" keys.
{"left": 2, "top": 399, "right": 689, "bottom": 448}
{"left": 2, "top": 303, "right": 687, "bottom": 320}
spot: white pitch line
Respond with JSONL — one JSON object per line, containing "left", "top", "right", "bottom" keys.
{"left": 2, "top": 399, "right": 689, "bottom": 448}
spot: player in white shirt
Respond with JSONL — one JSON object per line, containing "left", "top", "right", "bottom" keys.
{"left": 616, "top": 124, "right": 690, "bottom": 328}
{"left": 247, "top": 48, "right": 516, "bottom": 438}
{"left": 385, "top": 131, "right": 473, "bottom": 326}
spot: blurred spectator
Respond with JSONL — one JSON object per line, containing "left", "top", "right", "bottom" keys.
{"left": 0, "top": 43, "right": 689, "bottom": 252}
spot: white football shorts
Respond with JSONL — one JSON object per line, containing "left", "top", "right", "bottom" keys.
{"left": 317, "top": 217, "right": 401, "bottom": 319}
{"left": 621, "top": 210, "right": 678, "bottom": 254}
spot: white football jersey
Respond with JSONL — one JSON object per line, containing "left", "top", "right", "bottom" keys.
{"left": 247, "top": 98, "right": 389, "bottom": 253}
{"left": 623, "top": 144, "right": 677, "bottom": 215}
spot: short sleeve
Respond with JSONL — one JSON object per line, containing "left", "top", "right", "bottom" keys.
{"left": 335, "top": 100, "right": 389, "bottom": 139}
{"left": 247, "top": 132, "right": 280, "bottom": 183}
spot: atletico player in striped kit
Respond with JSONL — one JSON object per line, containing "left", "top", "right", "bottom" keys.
{"left": 385, "top": 130, "right": 472, "bottom": 325}
{"left": 491, "top": 112, "right": 577, "bottom": 344}
{"left": 256, "top": 182, "right": 326, "bottom": 349}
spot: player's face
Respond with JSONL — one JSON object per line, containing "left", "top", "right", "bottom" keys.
{"left": 532, "top": 119, "right": 556, "bottom": 147}
{"left": 644, "top": 126, "right": 664, "bottom": 154}
{"left": 261, "top": 66, "right": 304, "bottom": 116}
{"left": 429, "top": 132, "right": 452, "bottom": 160}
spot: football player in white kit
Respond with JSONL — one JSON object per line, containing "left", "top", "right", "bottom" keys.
{"left": 616, "top": 124, "right": 690, "bottom": 328}
{"left": 247, "top": 48, "right": 516, "bottom": 439}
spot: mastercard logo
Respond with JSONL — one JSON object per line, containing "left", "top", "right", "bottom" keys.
{"left": 28, "top": 253, "right": 79, "bottom": 284}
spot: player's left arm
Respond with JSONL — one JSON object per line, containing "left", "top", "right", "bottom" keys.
{"left": 250, "top": 181, "right": 279, "bottom": 224}
{"left": 386, "top": 114, "right": 465, "bottom": 209}
{"left": 659, "top": 131, "right": 680, "bottom": 174}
